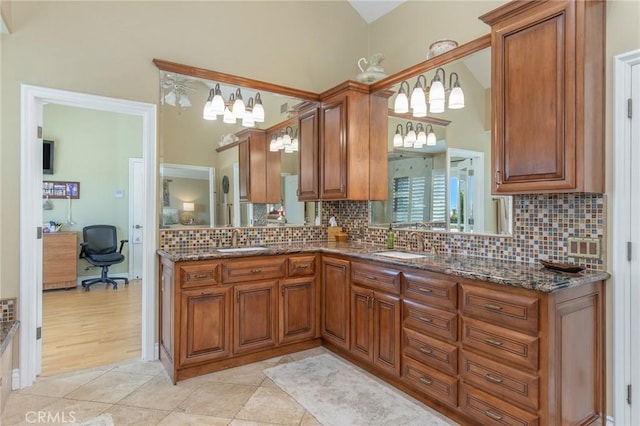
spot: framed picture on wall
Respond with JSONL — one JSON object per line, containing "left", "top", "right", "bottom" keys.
{"left": 42, "top": 181, "right": 80, "bottom": 199}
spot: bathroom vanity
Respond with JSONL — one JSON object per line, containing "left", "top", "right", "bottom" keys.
{"left": 158, "top": 243, "right": 608, "bottom": 426}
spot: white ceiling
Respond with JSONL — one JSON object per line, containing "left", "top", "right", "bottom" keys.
{"left": 348, "top": 0, "right": 405, "bottom": 23}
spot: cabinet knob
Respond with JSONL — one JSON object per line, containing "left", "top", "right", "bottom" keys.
{"left": 251, "top": 269, "right": 262, "bottom": 273}
{"left": 495, "top": 170, "right": 501, "bottom": 186}
{"left": 366, "top": 275, "right": 377, "bottom": 281}
{"left": 417, "top": 287, "right": 433, "bottom": 294}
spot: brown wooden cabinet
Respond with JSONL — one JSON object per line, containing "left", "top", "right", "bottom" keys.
{"left": 279, "top": 277, "right": 317, "bottom": 344}
{"left": 317, "top": 82, "right": 388, "bottom": 200}
{"left": 237, "top": 128, "right": 280, "bottom": 203}
{"left": 180, "top": 286, "right": 231, "bottom": 366}
{"left": 297, "top": 107, "right": 320, "bottom": 201}
{"left": 321, "top": 256, "right": 350, "bottom": 349}
{"left": 234, "top": 280, "right": 278, "bottom": 354}
{"left": 43, "top": 232, "right": 77, "bottom": 290}
{"left": 481, "top": 0, "right": 605, "bottom": 194}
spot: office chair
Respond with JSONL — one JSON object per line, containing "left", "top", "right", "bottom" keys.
{"left": 79, "top": 225, "right": 129, "bottom": 291}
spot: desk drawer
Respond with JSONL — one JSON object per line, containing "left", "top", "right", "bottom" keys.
{"left": 403, "top": 299, "right": 457, "bottom": 342}
{"left": 352, "top": 263, "right": 400, "bottom": 294}
{"left": 461, "top": 351, "right": 539, "bottom": 411}
{"left": 402, "top": 271, "right": 457, "bottom": 311}
{"left": 460, "top": 282, "right": 539, "bottom": 334}
{"left": 461, "top": 317, "right": 539, "bottom": 371}
{"left": 179, "top": 262, "right": 221, "bottom": 288}
{"left": 403, "top": 328, "right": 457, "bottom": 376}
{"left": 402, "top": 356, "right": 458, "bottom": 408}
{"left": 460, "top": 383, "right": 539, "bottom": 426}
{"left": 288, "top": 255, "right": 316, "bottom": 277}
{"left": 222, "top": 257, "right": 286, "bottom": 284}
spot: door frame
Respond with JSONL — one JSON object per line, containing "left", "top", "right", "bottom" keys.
{"left": 19, "top": 85, "right": 157, "bottom": 388}
{"left": 612, "top": 49, "right": 640, "bottom": 425}
{"left": 129, "top": 158, "right": 144, "bottom": 279}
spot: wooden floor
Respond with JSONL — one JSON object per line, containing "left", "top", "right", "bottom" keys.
{"left": 41, "top": 280, "right": 142, "bottom": 377}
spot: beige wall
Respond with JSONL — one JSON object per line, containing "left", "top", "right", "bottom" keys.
{"left": 1, "top": 1, "right": 368, "bottom": 297}
{"left": 42, "top": 104, "right": 143, "bottom": 277}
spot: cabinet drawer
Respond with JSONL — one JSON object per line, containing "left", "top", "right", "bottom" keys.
{"left": 288, "top": 255, "right": 316, "bottom": 277}
{"left": 461, "top": 351, "right": 539, "bottom": 412}
{"left": 402, "top": 356, "right": 458, "bottom": 408}
{"left": 462, "top": 318, "right": 539, "bottom": 371}
{"left": 460, "top": 383, "right": 539, "bottom": 426}
{"left": 403, "top": 328, "right": 457, "bottom": 376}
{"left": 222, "top": 257, "right": 286, "bottom": 284}
{"left": 402, "top": 271, "right": 457, "bottom": 311}
{"left": 460, "top": 282, "right": 539, "bottom": 334}
{"left": 352, "top": 263, "right": 400, "bottom": 294}
{"left": 403, "top": 299, "right": 457, "bottom": 342}
{"left": 179, "top": 263, "right": 221, "bottom": 288}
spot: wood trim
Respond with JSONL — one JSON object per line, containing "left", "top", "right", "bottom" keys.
{"left": 319, "top": 80, "right": 372, "bottom": 99}
{"left": 370, "top": 34, "right": 491, "bottom": 92}
{"left": 153, "top": 58, "right": 321, "bottom": 102}
{"left": 215, "top": 140, "right": 240, "bottom": 153}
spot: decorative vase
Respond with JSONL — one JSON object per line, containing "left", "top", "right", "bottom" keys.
{"left": 356, "top": 53, "right": 387, "bottom": 84}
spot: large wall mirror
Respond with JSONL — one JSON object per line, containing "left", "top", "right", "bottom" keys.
{"left": 369, "top": 37, "right": 512, "bottom": 236}
{"left": 156, "top": 60, "right": 321, "bottom": 229}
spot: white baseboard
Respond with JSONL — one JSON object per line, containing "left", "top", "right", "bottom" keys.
{"left": 607, "top": 415, "right": 615, "bottom": 425}
{"left": 12, "top": 368, "right": 20, "bottom": 390}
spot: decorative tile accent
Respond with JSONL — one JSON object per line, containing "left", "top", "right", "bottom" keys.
{"left": 159, "top": 193, "right": 606, "bottom": 271}
{"left": 0, "top": 298, "right": 16, "bottom": 322}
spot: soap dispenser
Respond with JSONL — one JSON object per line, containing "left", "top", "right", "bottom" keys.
{"left": 386, "top": 225, "right": 394, "bottom": 249}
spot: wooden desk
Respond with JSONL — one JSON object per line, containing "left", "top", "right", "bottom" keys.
{"left": 43, "top": 232, "right": 77, "bottom": 290}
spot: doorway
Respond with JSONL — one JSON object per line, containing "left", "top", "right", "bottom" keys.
{"left": 613, "top": 49, "right": 640, "bottom": 425}
{"left": 19, "top": 85, "right": 157, "bottom": 388}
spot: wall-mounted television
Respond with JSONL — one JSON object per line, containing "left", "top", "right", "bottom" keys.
{"left": 43, "top": 140, "right": 54, "bottom": 175}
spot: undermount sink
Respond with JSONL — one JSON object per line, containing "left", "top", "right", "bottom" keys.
{"left": 216, "top": 246, "right": 270, "bottom": 253}
{"left": 374, "top": 251, "right": 429, "bottom": 260}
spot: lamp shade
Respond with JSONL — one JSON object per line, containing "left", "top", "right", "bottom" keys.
{"left": 394, "top": 92, "right": 409, "bottom": 114}
{"left": 182, "top": 202, "right": 195, "bottom": 212}
{"left": 429, "top": 100, "right": 445, "bottom": 114}
{"left": 223, "top": 106, "right": 235, "bottom": 124}
{"left": 448, "top": 86, "right": 465, "bottom": 109}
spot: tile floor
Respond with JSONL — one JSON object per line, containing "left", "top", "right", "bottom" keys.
{"left": 2, "top": 347, "right": 450, "bottom": 426}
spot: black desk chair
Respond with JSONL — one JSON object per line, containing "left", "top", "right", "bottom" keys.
{"left": 79, "top": 225, "right": 129, "bottom": 291}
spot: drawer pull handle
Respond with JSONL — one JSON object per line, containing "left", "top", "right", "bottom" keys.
{"left": 485, "top": 374, "right": 504, "bottom": 384}
{"left": 366, "top": 275, "right": 377, "bottom": 280}
{"left": 484, "top": 410, "right": 503, "bottom": 421}
{"left": 251, "top": 269, "right": 262, "bottom": 273}
{"left": 484, "top": 304, "right": 503, "bottom": 311}
{"left": 417, "top": 287, "right": 433, "bottom": 293}
{"left": 418, "top": 347, "right": 432, "bottom": 355}
{"left": 200, "top": 290, "right": 213, "bottom": 296}
{"left": 484, "top": 338, "right": 503, "bottom": 347}
{"left": 418, "top": 316, "right": 433, "bottom": 323}
{"left": 296, "top": 264, "right": 310, "bottom": 269}
{"left": 192, "top": 273, "right": 210, "bottom": 279}
{"left": 418, "top": 376, "right": 433, "bottom": 385}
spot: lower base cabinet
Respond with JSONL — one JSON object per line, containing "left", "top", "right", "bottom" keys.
{"left": 159, "top": 253, "right": 605, "bottom": 425}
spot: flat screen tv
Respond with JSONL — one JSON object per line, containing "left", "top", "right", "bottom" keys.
{"left": 43, "top": 140, "right": 54, "bottom": 175}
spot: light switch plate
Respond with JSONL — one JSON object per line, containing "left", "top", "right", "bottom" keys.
{"left": 567, "top": 237, "right": 601, "bottom": 259}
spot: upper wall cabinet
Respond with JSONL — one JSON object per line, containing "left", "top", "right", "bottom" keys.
{"left": 237, "top": 128, "right": 281, "bottom": 204}
{"left": 317, "top": 82, "right": 389, "bottom": 201}
{"left": 480, "top": 0, "right": 605, "bottom": 194}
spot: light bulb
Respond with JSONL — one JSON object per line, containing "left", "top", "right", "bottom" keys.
{"left": 448, "top": 86, "right": 465, "bottom": 109}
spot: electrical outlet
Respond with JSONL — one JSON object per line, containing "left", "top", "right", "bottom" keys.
{"left": 567, "top": 237, "right": 601, "bottom": 259}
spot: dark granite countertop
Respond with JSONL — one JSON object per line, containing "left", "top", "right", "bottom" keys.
{"left": 157, "top": 241, "right": 610, "bottom": 293}
{"left": 1, "top": 321, "right": 19, "bottom": 356}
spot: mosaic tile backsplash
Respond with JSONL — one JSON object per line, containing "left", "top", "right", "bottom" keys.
{"left": 0, "top": 298, "right": 16, "bottom": 323}
{"left": 160, "top": 193, "right": 606, "bottom": 271}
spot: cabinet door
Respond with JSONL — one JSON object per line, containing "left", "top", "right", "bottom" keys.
{"left": 298, "top": 108, "right": 319, "bottom": 201}
{"left": 180, "top": 286, "right": 231, "bottom": 366}
{"left": 234, "top": 280, "right": 278, "bottom": 354}
{"left": 320, "top": 98, "right": 347, "bottom": 199}
{"left": 321, "top": 257, "right": 350, "bottom": 349}
{"left": 350, "top": 284, "right": 374, "bottom": 363}
{"left": 160, "top": 261, "right": 174, "bottom": 363}
{"left": 238, "top": 137, "right": 251, "bottom": 202}
{"left": 373, "top": 291, "right": 401, "bottom": 376}
{"left": 279, "top": 277, "right": 316, "bottom": 344}
{"left": 491, "top": 1, "right": 578, "bottom": 193}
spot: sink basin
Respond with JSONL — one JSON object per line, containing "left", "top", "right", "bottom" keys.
{"left": 374, "top": 251, "right": 428, "bottom": 260}
{"left": 216, "top": 246, "right": 270, "bottom": 253}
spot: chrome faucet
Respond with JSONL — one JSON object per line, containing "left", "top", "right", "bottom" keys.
{"left": 407, "top": 232, "right": 425, "bottom": 252}
{"left": 231, "top": 229, "right": 240, "bottom": 247}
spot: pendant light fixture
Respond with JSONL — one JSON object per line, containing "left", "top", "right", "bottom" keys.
{"left": 393, "top": 81, "right": 411, "bottom": 114}
{"left": 211, "top": 83, "right": 225, "bottom": 115}
{"left": 410, "top": 75, "right": 428, "bottom": 118}
{"left": 393, "top": 124, "right": 404, "bottom": 147}
{"left": 447, "top": 72, "right": 465, "bottom": 109}
{"left": 252, "top": 93, "right": 265, "bottom": 122}
{"left": 426, "top": 124, "right": 437, "bottom": 146}
{"left": 203, "top": 89, "right": 217, "bottom": 120}
{"left": 232, "top": 88, "right": 246, "bottom": 119}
